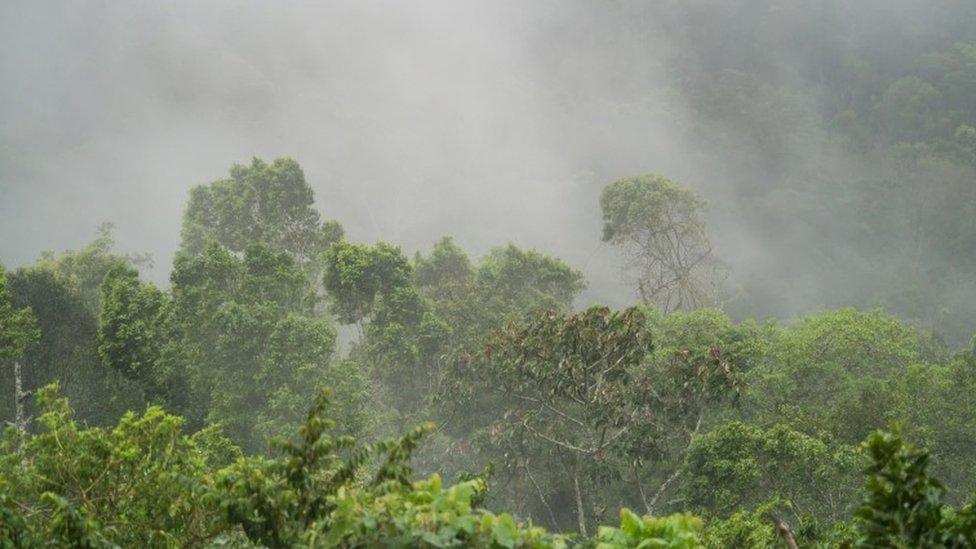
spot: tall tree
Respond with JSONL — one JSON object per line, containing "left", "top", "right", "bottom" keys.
{"left": 322, "top": 241, "right": 413, "bottom": 327}
{"left": 165, "top": 242, "right": 345, "bottom": 450}
{"left": 0, "top": 265, "right": 39, "bottom": 435}
{"left": 179, "top": 157, "right": 343, "bottom": 272}
{"left": 448, "top": 306, "right": 739, "bottom": 534}
{"left": 600, "top": 175, "right": 725, "bottom": 314}
{"left": 98, "top": 265, "right": 180, "bottom": 410}
{"left": 6, "top": 231, "right": 147, "bottom": 426}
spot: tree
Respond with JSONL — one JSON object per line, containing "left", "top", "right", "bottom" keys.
{"left": 628, "top": 308, "right": 766, "bottom": 515}
{"left": 894, "top": 341, "right": 976, "bottom": 501}
{"left": 0, "top": 265, "right": 39, "bottom": 435}
{"left": 165, "top": 243, "right": 340, "bottom": 450}
{"left": 179, "top": 157, "right": 343, "bottom": 272}
{"left": 0, "top": 384, "right": 237, "bottom": 546}
{"left": 682, "top": 421, "right": 861, "bottom": 524}
{"left": 2, "top": 228, "right": 153, "bottom": 427}
{"left": 475, "top": 244, "right": 586, "bottom": 315}
{"left": 853, "top": 429, "right": 952, "bottom": 547}
{"left": 31, "top": 223, "right": 148, "bottom": 318}
{"left": 414, "top": 238, "right": 586, "bottom": 351}
{"left": 414, "top": 236, "right": 474, "bottom": 293}
{"left": 600, "top": 175, "right": 725, "bottom": 314}
{"left": 745, "top": 309, "right": 932, "bottom": 445}
{"left": 98, "top": 265, "right": 171, "bottom": 403}
{"left": 362, "top": 284, "right": 450, "bottom": 417}
{"left": 322, "top": 241, "right": 413, "bottom": 326}
{"left": 449, "top": 306, "right": 739, "bottom": 535}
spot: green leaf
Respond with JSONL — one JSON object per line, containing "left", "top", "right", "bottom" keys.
{"left": 492, "top": 513, "right": 517, "bottom": 548}
{"left": 621, "top": 508, "right": 644, "bottom": 538}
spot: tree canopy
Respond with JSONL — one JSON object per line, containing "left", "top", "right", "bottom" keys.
{"left": 600, "top": 175, "right": 725, "bottom": 313}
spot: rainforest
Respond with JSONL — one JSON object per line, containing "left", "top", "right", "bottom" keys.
{"left": 3, "top": 1, "right": 976, "bottom": 547}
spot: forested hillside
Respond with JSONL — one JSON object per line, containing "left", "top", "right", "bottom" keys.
{"left": 3, "top": 156, "right": 976, "bottom": 547}
{"left": 4, "top": 1, "right": 976, "bottom": 547}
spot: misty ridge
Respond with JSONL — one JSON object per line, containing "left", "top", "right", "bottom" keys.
{"left": 3, "top": 1, "right": 976, "bottom": 547}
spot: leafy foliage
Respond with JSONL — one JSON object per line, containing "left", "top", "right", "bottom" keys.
{"left": 98, "top": 265, "right": 170, "bottom": 397}
{"left": 322, "top": 240, "right": 413, "bottom": 325}
{"left": 853, "top": 429, "right": 953, "bottom": 547}
{"left": 0, "top": 385, "right": 233, "bottom": 546}
{"left": 447, "top": 306, "right": 740, "bottom": 534}
{"left": 166, "top": 242, "right": 342, "bottom": 449}
{"left": 596, "top": 509, "right": 703, "bottom": 549}
{"left": 0, "top": 264, "right": 38, "bottom": 361}
{"left": 180, "top": 157, "right": 343, "bottom": 270}
{"left": 0, "top": 386, "right": 710, "bottom": 548}
{"left": 683, "top": 422, "right": 861, "bottom": 522}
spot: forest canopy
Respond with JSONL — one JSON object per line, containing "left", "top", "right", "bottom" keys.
{"left": 4, "top": 1, "right": 976, "bottom": 547}
{"left": 3, "top": 150, "right": 976, "bottom": 546}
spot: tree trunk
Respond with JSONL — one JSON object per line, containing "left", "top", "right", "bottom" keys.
{"left": 769, "top": 515, "right": 800, "bottom": 549}
{"left": 526, "top": 462, "right": 561, "bottom": 531}
{"left": 573, "top": 459, "right": 588, "bottom": 537}
{"left": 647, "top": 467, "right": 683, "bottom": 514}
{"left": 647, "top": 414, "right": 702, "bottom": 513}
{"left": 634, "top": 464, "right": 652, "bottom": 514}
{"left": 14, "top": 360, "right": 28, "bottom": 439}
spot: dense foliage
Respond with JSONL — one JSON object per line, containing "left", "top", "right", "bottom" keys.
{"left": 0, "top": 386, "right": 711, "bottom": 547}
{"left": 7, "top": 5, "right": 976, "bottom": 536}
{"left": 3, "top": 149, "right": 976, "bottom": 545}
{"left": 3, "top": 384, "right": 976, "bottom": 547}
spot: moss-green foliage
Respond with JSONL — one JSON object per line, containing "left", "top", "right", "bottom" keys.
{"left": 823, "top": 426, "right": 976, "bottom": 547}
{"left": 98, "top": 265, "right": 171, "bottom": 399}
{"left": 0, "top": 386, "right": 706, "bottom": 548}
{"left": 683, "top": 422, "right": 862, "bottom": 522}
{"left": 179, "top": 157, "right": 342, "bottom": 271}
{"left": 8, "top": 382, "right": 976, "bottom": 547}
{"left": 745, "top": 308, "right": 936, "bottom": 444}
{"left": 163, "top": 242, "right": 348, "bottom": 451}
{"left": 600, "top": 176, "right": 704, "bottom": 244}
{"left": 322, "top": 240, "right": 413, "bottom": 325}
{"left": 0, "top": 385, "right": 232, "bottom": 546}
{"left": 474, "top": 244, "right": 586, "bottom": 316}
{"left": 0, "top": 264, "right": 39, "bottom": 362}
{"left": 853, "top": 429, "right": 959, "bottom": 548}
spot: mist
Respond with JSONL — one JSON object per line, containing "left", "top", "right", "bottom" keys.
{"left": 3, "top": 0, "right": 976, "bottom": 338}
{"left": 1, "top": 2, "right": 676, "bottom": 305}
{"left": 7, "top": 2, "right": 976, "bottom": 543}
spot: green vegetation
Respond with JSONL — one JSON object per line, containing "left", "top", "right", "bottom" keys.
{"left": 5, "top": 3, "right": 976, "bottom": 544}
{"left": 3, "top": 153, "right": 976, "bottom": 546}
{"left": 648, "top": 1, "right": 976, "bottom": 346}
{"left": 2, "top": 384, "right": 976, "bottom": 546}
{"left": 600, "top": 175, "right": 725, "bottom": 313}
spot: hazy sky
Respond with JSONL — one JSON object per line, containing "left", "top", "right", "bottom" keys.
{"left": 0, "top": 1, "right": 756, "bottom": 307}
